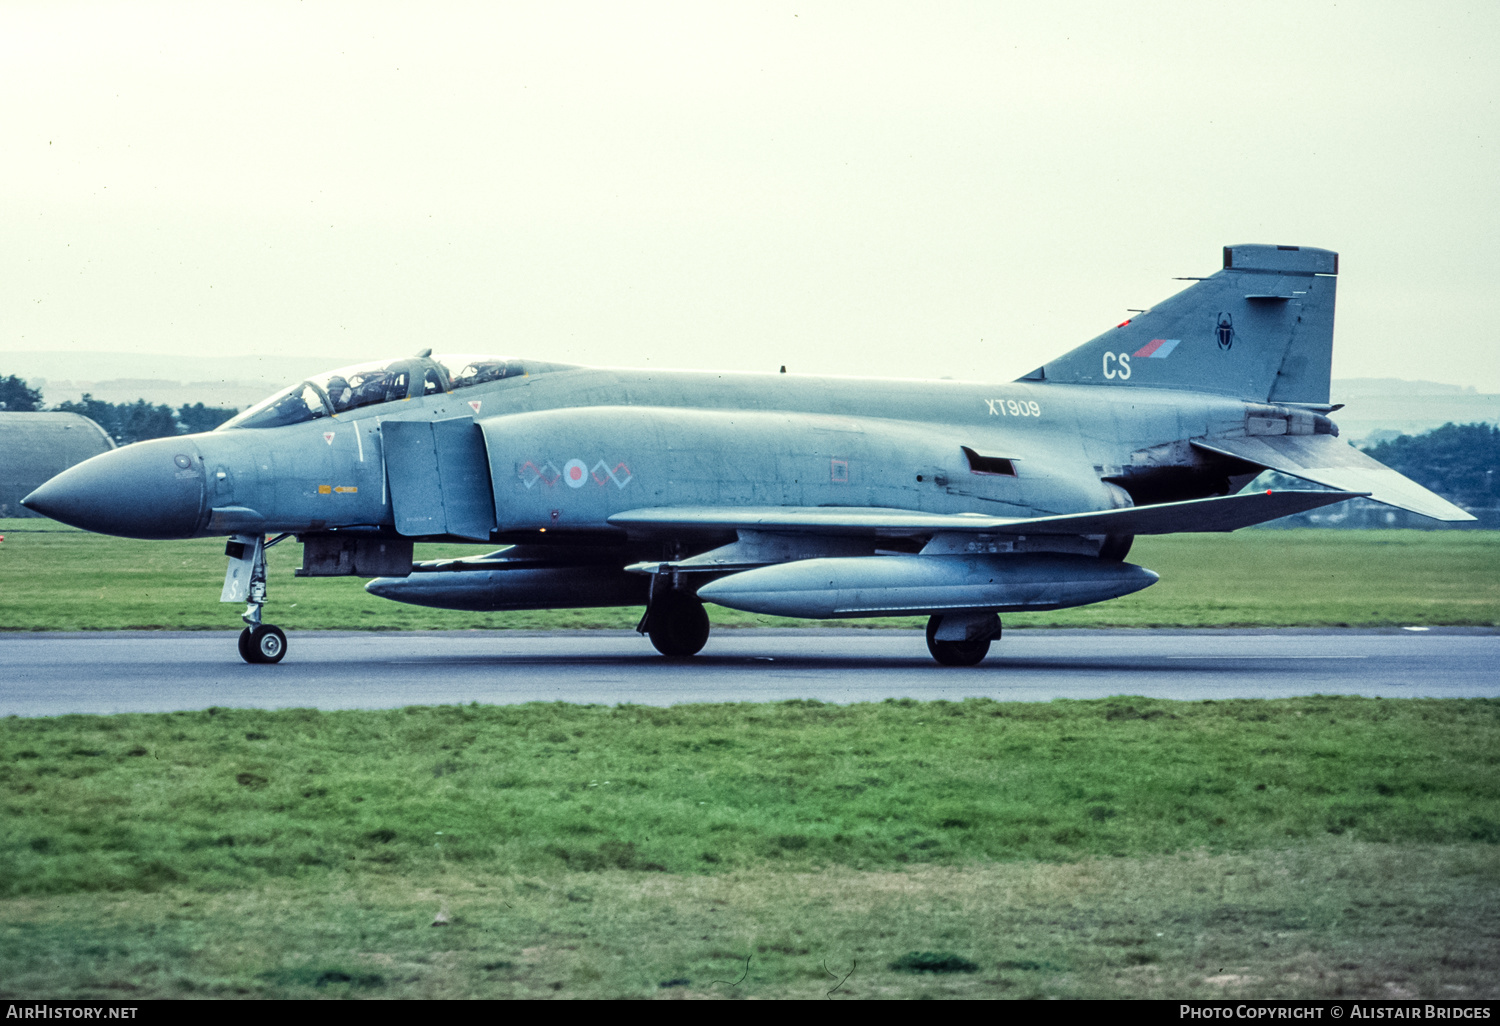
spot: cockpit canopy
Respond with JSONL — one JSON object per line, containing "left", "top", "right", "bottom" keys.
{"left": 219, "top": 354, "right": 567, "bottom": 430}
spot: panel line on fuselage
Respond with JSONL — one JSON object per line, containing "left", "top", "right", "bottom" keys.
{"left": 377, "top": 417, "right": 387, "bottom": 506}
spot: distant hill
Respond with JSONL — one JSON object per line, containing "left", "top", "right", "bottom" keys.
{"left": 1334, "top": 378, "right": 1485, "bottom": 397}
{"left": 1329, "top": 378, "right": 1500, "bottom": 444}
{"left": 0, "top": 351, "right": 366, "bottom": 410}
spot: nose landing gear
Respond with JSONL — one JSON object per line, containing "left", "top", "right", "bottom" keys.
{"left": 224, "top": 533, "right": 291, "bottom": 664}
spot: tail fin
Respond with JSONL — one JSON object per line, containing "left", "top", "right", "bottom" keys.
{"left": 1025, "top": 244, "right": 1338, "bottom": 404}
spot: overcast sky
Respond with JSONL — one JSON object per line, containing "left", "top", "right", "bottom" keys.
{"left": 3, "top": 1, "right": 1497, "bottom": 391}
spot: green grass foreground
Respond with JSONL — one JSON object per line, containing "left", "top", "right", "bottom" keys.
{"left": 7, "top": 698, "right": 1497, "bottom": 892}
{"left": 1, "top": 519, "right": 1498, "bottom": 629}
{"left": 4, "top": 847, "right": 1496, "bottom": 999}
{"left": 2, "top": 697, "right": 1497, "bottom": 998}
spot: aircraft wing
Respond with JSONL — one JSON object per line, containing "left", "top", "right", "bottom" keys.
{"left": 607, "top": 489, "right": 1362, "bottom": 538}
{"left": 1191, "top": 435, "right": 1475, "bottom": 521}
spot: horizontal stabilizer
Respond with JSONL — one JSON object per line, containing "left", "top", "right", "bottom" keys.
{"left": 1192, "top": 434, "right": 1475, "bottom": 522}
{"left": 608, "top": 489, "right": 1360, "bottom": 538}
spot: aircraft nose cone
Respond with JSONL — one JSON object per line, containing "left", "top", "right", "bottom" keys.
{"left": 22, "top": 437, "right": 207, "bottom": 539}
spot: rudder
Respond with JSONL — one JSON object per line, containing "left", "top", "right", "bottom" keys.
{"left": 1024, "top": 244, "right": 1338, "bottom": 404}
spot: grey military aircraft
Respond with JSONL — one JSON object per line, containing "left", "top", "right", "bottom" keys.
{"left": 23, "top": 244, "right": 1472, "bottom": 665}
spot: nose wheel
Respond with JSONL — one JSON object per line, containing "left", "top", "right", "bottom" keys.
{"left": 224, "top": 532, "right": 292, "bottom": 664}
{"left": 238, "top": 624, "right": 287, "bottom": 664}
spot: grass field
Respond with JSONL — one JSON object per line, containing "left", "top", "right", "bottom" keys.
{"left": 2, "top": 698, "right": 1497, "bottom": 998}
{"left": 4, "top": 521, "right": 1497, "bottom": 998}
{"left": 4, "top": 846, "right": 1494, "bottom": 999}
{"left": 2, "top": 518, "right": 1498, "bottom": 630}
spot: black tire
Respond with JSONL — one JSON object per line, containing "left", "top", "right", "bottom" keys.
{"left": 248, "top": 624, "right": 287, "bottom": 664}
{"left": 237, "top": 627, "right": 256, "bottom": 664}
{"left": 925, "top": 615, "right": 993, "bottom": 667}
{"left": 647, "top": 593, "right": 711, "bottom": 658}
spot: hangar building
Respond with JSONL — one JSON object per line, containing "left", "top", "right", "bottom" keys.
{"left": 0, "top": 412, "right": 116, "bottom": 518}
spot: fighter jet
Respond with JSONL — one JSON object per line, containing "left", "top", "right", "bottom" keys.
{"left": 23, "top": 244, "right": 1472, "bottom": 664}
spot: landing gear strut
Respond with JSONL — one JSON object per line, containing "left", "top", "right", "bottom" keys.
{"left": 224, "top": 533, "right": 290, "bottom": 664}
{"left": 637, "top": 571, "right": 711, "bottom": 657}
{"left": 925, "top": 612, "right": 1001, "bottom": 666}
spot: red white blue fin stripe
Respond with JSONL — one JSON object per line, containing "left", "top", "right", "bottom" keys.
{"left": 1133, "top": 338, "right": 1180, "bottom": 359}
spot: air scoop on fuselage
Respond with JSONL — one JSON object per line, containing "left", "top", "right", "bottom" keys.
{"left": 22, "top": 436, "right": 209, "bottom": 540}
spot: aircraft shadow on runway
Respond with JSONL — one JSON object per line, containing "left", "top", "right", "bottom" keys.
{"left": 357, "top": 652, "right": 1305, "bottom": 675}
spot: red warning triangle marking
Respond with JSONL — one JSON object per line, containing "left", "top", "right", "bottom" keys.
{"left": 468, "top": 400, "right": 482, "bottom": 413}
{"left": 323, "top": 432, "right": 335, "bottom": 445}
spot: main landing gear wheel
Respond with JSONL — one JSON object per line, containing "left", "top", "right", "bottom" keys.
{"left": 647, "top": 593, "right": 711, "bottom": 658}
{"left": 239, "top": 624, "right": 287, "bottom": 664}
{"left": 925, "top": 615, "right": 996, "bottom": 667}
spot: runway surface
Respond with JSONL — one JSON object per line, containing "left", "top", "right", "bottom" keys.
{"left": 1, "top": 627, "right": 1496, "bottom": 715}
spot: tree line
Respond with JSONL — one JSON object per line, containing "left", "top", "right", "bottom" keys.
{"left": 1364, "top": 422, "right": 1499, "bottom": 509}
{"left": 0, "top": 374, "right": 237, "bottom": 444}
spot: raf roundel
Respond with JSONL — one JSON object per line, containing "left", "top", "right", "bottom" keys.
{"left": 563, "top": 458, "right": 588, "bottom": 488}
